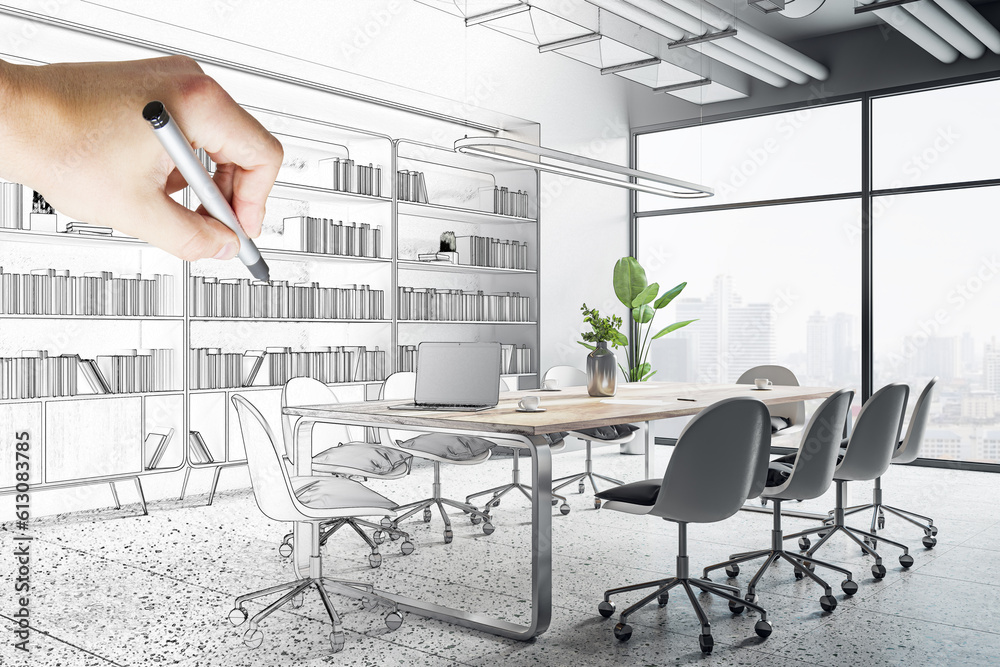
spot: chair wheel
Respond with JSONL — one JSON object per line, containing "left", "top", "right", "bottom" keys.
{"left": 820, "top": 595, "right": 837, "bottom": 612}
{"left": 551, "top": 497, "right": 559, "bottom": 506}
{"left": 842, "top": 579, "right": 858, "bottom": 596}
{"left": 290, "top": 592, "right": 304, "bottom": 609}
{"left": 228, "top": 606, "right": 248, "bottom": 627}
{"left": 872, "top": 563, "right": 887, "bottom": 579}
{"left": 729, "top": 600, "right": 745, "bottom": 614}
{"left": 594, "top": 499, "right": 602, "bottom": 510}
{"left": 401, "top": 541, "right": 415, "bottom": 555}
{"left": 658, "top": 592, "right": 669, "bottom": 607}
{"left": 360, "top": 597, "right": 379, "bottom": 611}
{"left": 470, "top": 514, "right": 482, "bottom": 525}
{"left": 369, "top": 552, "right": 383, "bottom": 568}
{"left": 578, "top": 481, "right": 586, "bottom": 494}
{"left": 929, "top": 525, "right": 938, "bottom": 536}
{"left": 492, "top": 494, "right": 501, "bottom": 508}
{"left": 794, "top": 568, "right": 805, "bottom": 580}
{"left": 277, "top": 540, "right": 293, "bottom": 558}
{"left": 372, "top": 530, "right": 386, "bottom": 545}
{"left": 443, "top": 529, "right": 453, "bottom": 544}
{"left": 754, "top": 620, "right": 772, "bottom": 639}
{"left": 817, "top": 531, "right": 829, "bottom": 540}
{"left": 380, "top": 516, "right": 393, "bottom": 529}
{"left": 423, "top": 508, "right": 433, "bottom": 523}
{"left": 725, "top": 564, "right": 740, "bottom": 578}
{"left": 384, "top": 611, "right": 403, "bottom": 631}
{"left": 899, "top": 554, "right": 914, "bottom": 569}
{"left": 745, "top": 592, "right": 756, "bottom": 604}
{"left": 559, "top": 504, "right": 571, "bottom": 515}
{"left": 330, "top": 630, "right": 345, "bottom": 653}
{"left": 699, "top": 633, "right": 714, "bottom": 653}
{"left": 877, "top": 515, "right": 885, "bottom": 530}
{"left": 613, "top": 622, "right": 632, "bottom": 642}
{"left": 798, "top": 536, "right": 811, "bottom": 551}
{"left": 389, "top": 531, "right": 401, "bottom": 541}
{"left": 922, "top": 535, "right": 937, "bottom": 549}
{"left": 243, "top": 628, "right": 264, "bottom": 649}
{"left": 863, "top": 537, "right": 878, "bottom": 552}
{"left": 482, "top": 521, "right": 495, "bottom": 536}
{"left": 598, "top": 600, "right": 615, "bottom": 618}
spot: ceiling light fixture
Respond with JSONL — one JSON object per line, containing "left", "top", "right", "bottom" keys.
{"left": 454, "top": 137, "right": 714, "bottom": 199}
{"left": 748, "top": 0, "right": 786, "bottom": 13}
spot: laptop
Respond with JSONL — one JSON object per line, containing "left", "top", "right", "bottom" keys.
{"left": 389, "top": 342, "right": 501, "bottom": 412}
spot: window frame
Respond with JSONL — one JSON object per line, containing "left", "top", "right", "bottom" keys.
{"left": 631, "top": 70, "right": 1000, "bottom": 471}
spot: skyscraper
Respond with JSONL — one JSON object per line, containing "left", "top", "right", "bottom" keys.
{"left": 985, "top": 337, "right": 1000, "bottom": 394}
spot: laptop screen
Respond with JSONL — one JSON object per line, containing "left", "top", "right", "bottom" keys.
{"left": 414, "top": 342, "right": 501, "bottom": 407}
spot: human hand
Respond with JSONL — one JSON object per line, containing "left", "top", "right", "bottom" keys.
{"left": 0, "top": 55, "right": 282, "bottom": 261}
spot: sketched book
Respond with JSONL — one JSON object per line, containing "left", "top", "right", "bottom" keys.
{"left": 188, "top": 430, "right": 215, "bottom": 464}
{"left": 145, "top": 428, "right": 175, "bottom": 470}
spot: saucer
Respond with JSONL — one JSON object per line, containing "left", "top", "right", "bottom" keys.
{"left": 750, "top": 387, "right": 773, "bottom": 391}
{"left": 537, "top": 388, "right": 561, "bottom": 392}
{"left": 516, "top": 407, "right": 547, "bottom": 413}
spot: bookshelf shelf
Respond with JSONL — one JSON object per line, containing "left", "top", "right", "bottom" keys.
{"left": 396, "top": 260, "right": 535, "bottom": 275}
{"left": 0, "top": 227, "right": 147, "bottom": 248}
{"left": 189, "top": 317, "right": 390, "bottom": 323}
{"left": 265, "top": 180, "right": 393, "bottom": 206}
{"left": 259, "top": 248, "right": 392, "bottom": 263}
{"left": 0, "top": 314, "right": 183, "bottom": 321}
{"left": 189, "top": 380, "right": 378, "bottom": 395}
{"left": 397, "top": 200, "right": 536, "bottom": 225}
{"left": 0, "top": 390, "right": 184, "bottom": 405}
{"left": 397, "top": 320, "right": 538, "bottom": 325}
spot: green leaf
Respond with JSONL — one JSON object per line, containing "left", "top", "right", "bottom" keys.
{"left": 654, "top": 282, "right": 687, "bottom": 309}
{"left": 631, "top": 282, "right": 659, "bottom": 308}
{"left": 613, "top": 257, "right": 647, "bottom": 308}
{"left": 643, "top": 369, "right": 658, "bottom": 381}
{"left": 578, "top": 341, "right": 596, "bottom": 351}
{"left": 636, "top": 362, "right": 652, "bottom": 382}
{"left": 651, "top": 319, "right": 698, "bottom": 339}
{"left": 612, "top": 329, "right": 629, "bottom": 346}
{"left": 632, "top": 304, "right": 654, "bottom": 323}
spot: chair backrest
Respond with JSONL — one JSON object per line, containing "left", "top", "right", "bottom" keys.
{"left": 651, "top": 397, "right": 770, "bottom": 524}
{"left": 835, "top": 383, "right": 909, "bottom": 482}
{"left": 544, "top": 365, "right": 587, "bottom": 388}
{"left": 768, "top": 389, "right": 854, "bottom": 500}
{"left": 893, "top": 377, "right": 937, "bottom": 464}
{"left": 380, "top": 372, "right": 419, "bottom": 446}
{"left": 280, "top": 377, "right": 364, "bottom": 461}
{"left": 736, "top": 364, "right": 805, "bottom": 426}
{"left": 231, "top": 394, "right": 302, "bottom": 523}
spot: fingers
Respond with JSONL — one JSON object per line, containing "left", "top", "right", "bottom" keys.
{"left": 142, "top": 192, "right": 240, "bottom": 262}
{"left": 169, "top": 75, "right": 281, "bottom": 239}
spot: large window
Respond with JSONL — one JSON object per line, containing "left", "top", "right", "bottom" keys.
{"left": 635, "top": 77, "right": 1000, "bottom": 468}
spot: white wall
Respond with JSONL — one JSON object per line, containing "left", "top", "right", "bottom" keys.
{"left": 2, "top": 0, "right": 634, "bottom": 514}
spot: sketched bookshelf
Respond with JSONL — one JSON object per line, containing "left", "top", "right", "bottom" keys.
{"left": 0, "top": 29, "right": 541, "bottom": 513}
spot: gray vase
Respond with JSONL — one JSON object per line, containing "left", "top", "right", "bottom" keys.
{"left": 587, "top": 341, "right": 617, "bottom": 397}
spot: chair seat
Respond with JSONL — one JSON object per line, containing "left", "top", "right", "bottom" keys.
{"left": 595, "top": 478, "right": 661, "bottom": 506}
{"left": 770, "top": 416, "right": 790, "bottom": 433}
{"left": 396, "top": 432, "right": 495, "bottom": 461}
{"left": 312, "top": 443, "right": 410, "bottom": 477}
{"left": 290, "top": 476, "right": 397, "bottom": 511}
{"left": 573, "top": 424, "right": 639, "bottom": 441}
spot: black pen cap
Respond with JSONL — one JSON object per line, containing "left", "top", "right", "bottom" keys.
{"left": 142, "top": 101, "right": 170, "bottom": 129}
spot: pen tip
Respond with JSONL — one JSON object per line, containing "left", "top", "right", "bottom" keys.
{"left": 247, "top": 258, "right": 271, "bottom": 282}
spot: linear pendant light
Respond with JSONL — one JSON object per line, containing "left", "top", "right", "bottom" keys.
{"left": 454, "top": 137, "right": 714, "bottom": 199}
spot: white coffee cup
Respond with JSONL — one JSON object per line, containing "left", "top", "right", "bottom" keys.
{"left": 754, "top": 378, "right": 773, "bottom": 390}
{"left": 542, "top": 379, "right": 557, "bottom": 390}
{"left": 519, "top": 395, "right": 541, "bottom": 410}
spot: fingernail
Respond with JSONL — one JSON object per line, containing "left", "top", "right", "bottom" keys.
{"left": 213, "top": 242, "right": 237, "bottom": 260}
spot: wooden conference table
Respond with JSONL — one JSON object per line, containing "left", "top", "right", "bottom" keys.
{"left": 282, "top": 381, "right": 836, "bottom": 641}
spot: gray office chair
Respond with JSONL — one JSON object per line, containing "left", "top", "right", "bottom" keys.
{"left": 785, "top": 383, "right": 914, "bottom": 579}
{"left": 702, "top": 390, "right": 858, "bottom": 611}
{"left": 464, "top": 377, "right": 572, "bottom": 516}
{"left": 841, "top": 378, "right": 939, "bottom": 548}
{"left": 378, "top": 372, "right": 496, "bottom": 543}
{"left": 736, "top": 364, "right": 806, "bottom": 440}
{"left": 594, "top": 397, "right": 773, "bottom": 654}
{"left": 280, "top": 377, "right": 415, "bottom": 567}
{"left": 545, "top": 365, "right": 635, "bottom": 508}
{"left": 229, "top": 395, "right": 403, "bottom": 653}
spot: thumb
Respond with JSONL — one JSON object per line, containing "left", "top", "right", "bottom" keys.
{"left": 141, "top": 193, "right": 240, "bottom": 261}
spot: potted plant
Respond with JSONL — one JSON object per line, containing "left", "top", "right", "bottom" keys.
{"left": 579, "top": 304, "right": 627, "bottom": 396}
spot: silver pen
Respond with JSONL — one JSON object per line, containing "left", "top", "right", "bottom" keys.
{"left": 142, "top": 100, "right": 270, "bottom": 281}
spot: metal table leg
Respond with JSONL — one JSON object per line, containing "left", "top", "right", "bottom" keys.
{"left": 644, "top": 421, "right": 654, "bottom": 479}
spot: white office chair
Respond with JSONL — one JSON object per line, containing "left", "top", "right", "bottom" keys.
{"left": 464, "top": 378, "right": 572, "bottom": 516}
{"left": 280, "top": 377, "right": 415, "bottom": 567}
{"left": 545, "top": 365, "right": 635, "bottom": 509}
{"left": 229, "top": 394, "right": 403, "bottom": 653}
{"left": 841, "top": 377, "right": 939, "bottom": 548}
{"left": 594, "top": 397, "right": 774, "bottom": 654}
{"left": 378, "top": 372, "right": 496, "bottom": 543}
{"left": 702, "top": 389, "right": 857, "bottom": 612}
{"left": 784, "top": 383, "right": 915, "bottom": 579}
{"left": 736, "top": 364, "right": 806, "bottom": 441}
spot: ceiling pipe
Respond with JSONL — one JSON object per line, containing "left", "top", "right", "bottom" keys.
{"left": 935, "top": 0, "right": 1000, "bottom": 54}
{"left": 585, "top": 0, "right": 791, "bottom": 86}
{"left": 659, "top": 0, "right": 830, "bottom": 80}
{"left": 903, "top": 0, "right": 985, "bottom": 58}
{"left": 858, "top": 0, "right": 960, "bottom": 62}
{"left": 620, "top": 0, "right": 811, "bottom": 83}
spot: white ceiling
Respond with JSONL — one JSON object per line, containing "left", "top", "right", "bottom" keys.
{"left": 711, "top": 0, "right": 997, "bottom": 44}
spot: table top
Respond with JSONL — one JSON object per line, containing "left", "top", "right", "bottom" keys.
{"left": 282, "top": 381, "right": 838, "bottom": 436}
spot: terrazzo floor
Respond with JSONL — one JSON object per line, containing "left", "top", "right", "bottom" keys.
{"left": 2, "top": 445, "right": 999, "bottom": 667}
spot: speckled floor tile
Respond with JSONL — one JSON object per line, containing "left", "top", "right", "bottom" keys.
{"left": 0, "top": 618, "right": 120, "bottom": 667}
{"left": 903, "top": 544, "right": 1000, "bottom": 586}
